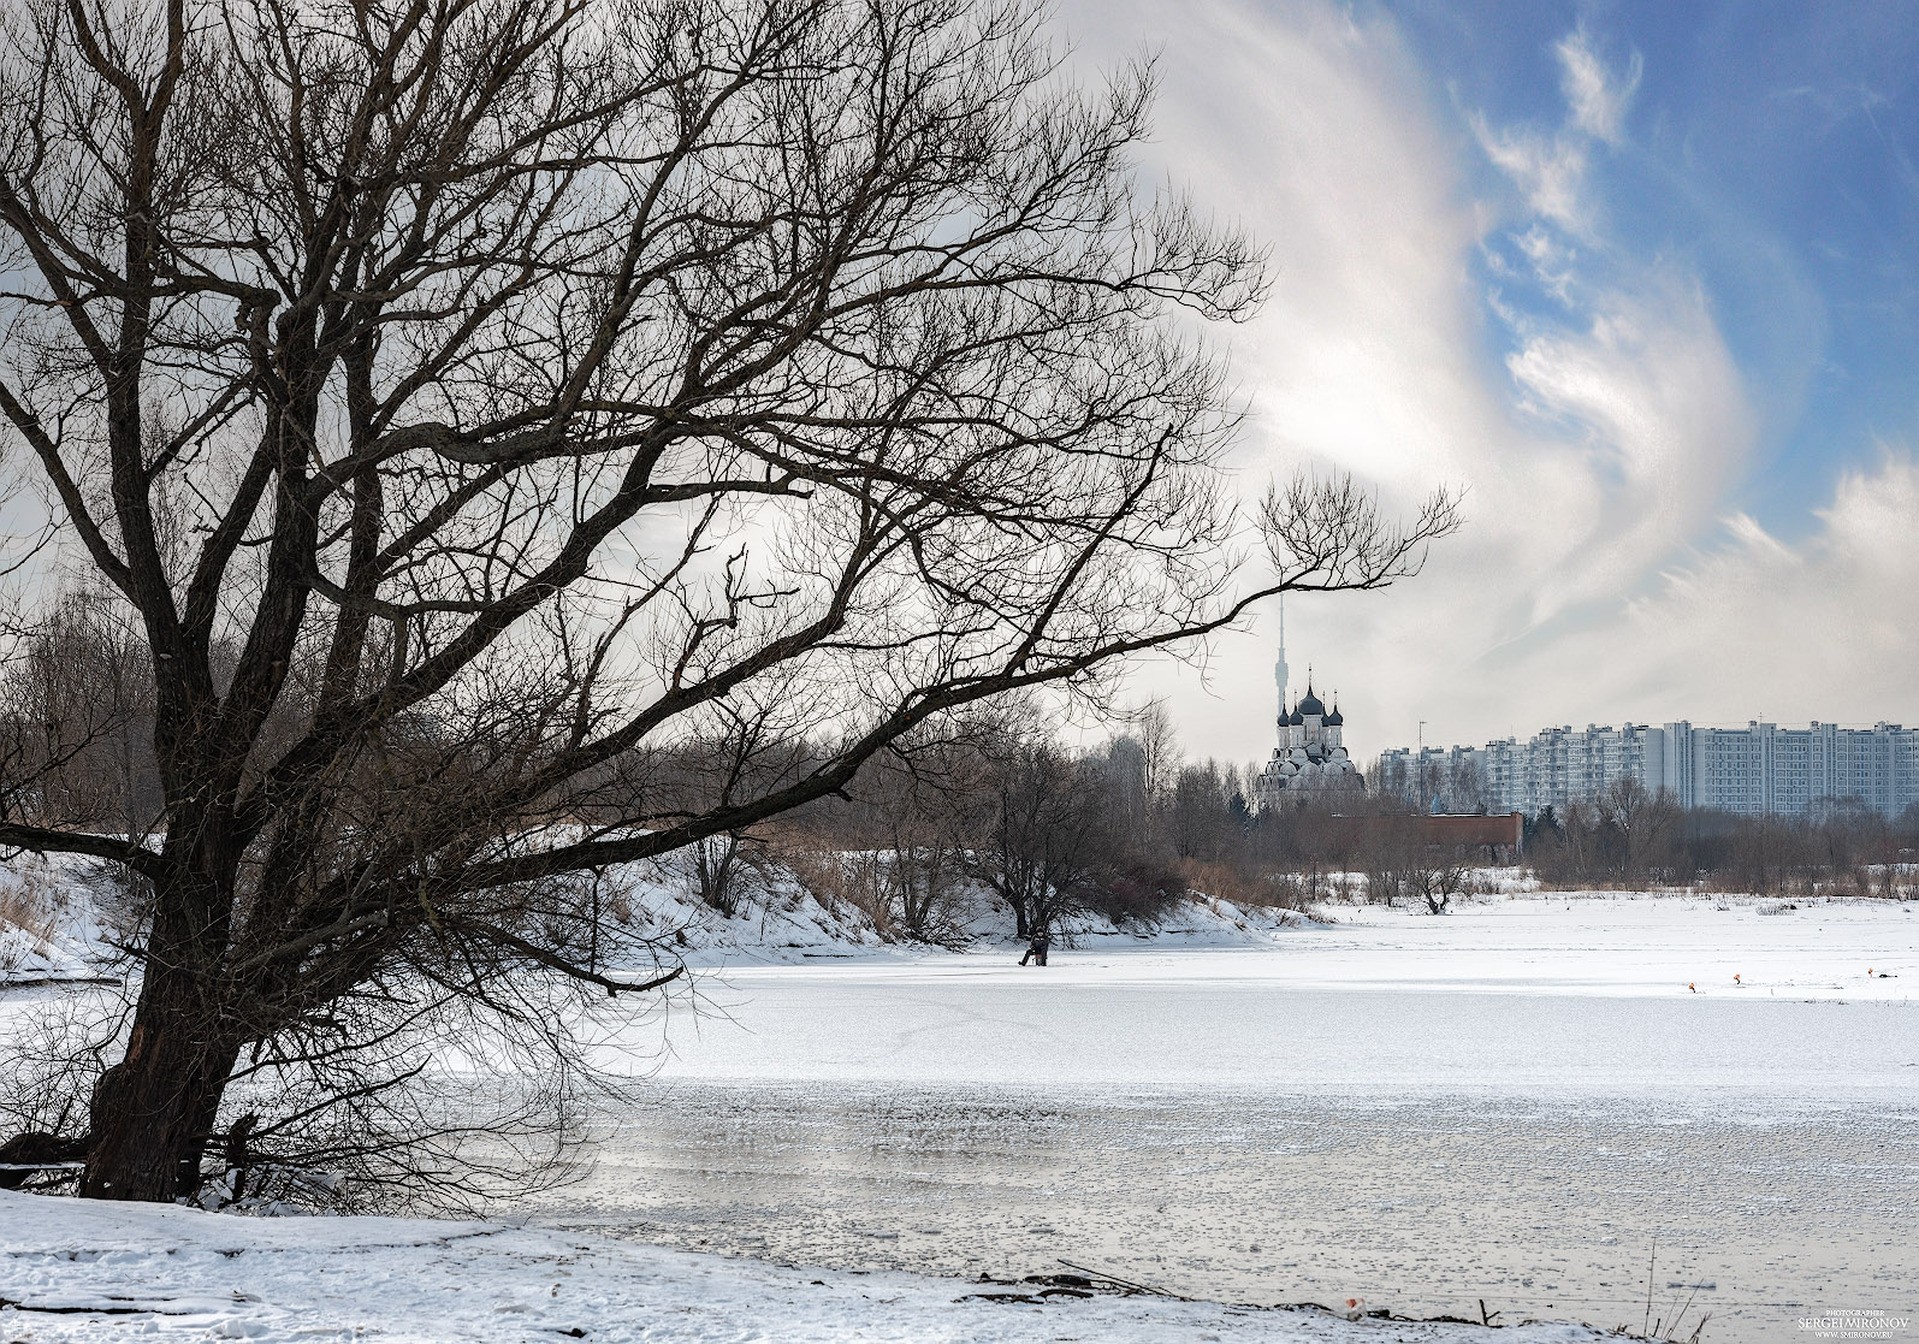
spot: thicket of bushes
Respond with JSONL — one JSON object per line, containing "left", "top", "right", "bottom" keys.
{"left": 714, "top": 705, "right": 1495, "bottom": 939}
{"left": 734, "top": 714, "right": 1286, "bottom": 942}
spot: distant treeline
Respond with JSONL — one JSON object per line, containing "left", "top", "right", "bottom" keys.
{"left": 1519, "top": 777, "right": 1919, "bottom": 896}
{"left": 4, "top": 599, "right": 1911, "bottom": 927}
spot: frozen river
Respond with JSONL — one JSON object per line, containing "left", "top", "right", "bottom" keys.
{"left": 534, "top": 895, "right": 1919, "bottom": 1342}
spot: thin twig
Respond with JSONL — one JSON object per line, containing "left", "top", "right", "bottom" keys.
{"left": 1055, "top": 1259, "right": 1190, "bottom": 1301}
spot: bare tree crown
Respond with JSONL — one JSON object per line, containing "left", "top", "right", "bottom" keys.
{"left": 0, "top": 0, "right": 1454, "bottom": 1202}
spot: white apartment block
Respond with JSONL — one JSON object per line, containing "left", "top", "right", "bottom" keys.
{"left": 1378, "top": 721, "right": 1919, "bottom": 820}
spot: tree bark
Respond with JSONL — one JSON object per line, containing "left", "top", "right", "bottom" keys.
{"left": 82, "top": 862, "right": 239, "bottom": 1202}
{"left": 82, "top": 986, "right": 238, "bottom": 1201}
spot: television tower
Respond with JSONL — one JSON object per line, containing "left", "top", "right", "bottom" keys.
{"left": 1274, "top": 595, "right": 1290, "bottom": 732}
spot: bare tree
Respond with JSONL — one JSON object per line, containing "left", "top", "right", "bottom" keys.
{"left": 1131, "top": 699, "right": 1182, "bottom": 808}
{"left": 1168, "top": 759, "right": 1228, "bottom": 860}
{"left": 0, "top": 591, "right": 161, "bottom": 842}
{"left": 1595, "top": 775, "right": 1680, "bottom": 886}
{"left": 970, "top": 729, "right": 1109, "bottom": 940}
{"left": 845, "top": 738, "right": 978, "bottom": 944}
{"left": 0, "top": 0, "right": 1455, "bottom": 1202}
{"left": 1351, "top": 811, "right": 1418, "bottom": 907}
{"left": 1450, "top": 756, "right": 1489, "bottom": 816}
{"left": 1103, "top": 734, "right": 1148, "bottom": 834}
{"left": 689, "top": 832, "right": 750, "bottom": 918}
{"left": 1407, "top": 850, "right": 1468, "bottom": 915}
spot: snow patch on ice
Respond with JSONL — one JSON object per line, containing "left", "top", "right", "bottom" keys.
{"left": 0, "top": 1189, "right": 1606, "bottom": 1343}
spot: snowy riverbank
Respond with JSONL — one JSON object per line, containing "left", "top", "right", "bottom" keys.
{"left": 0, "top": 1190, "right": 1607, "bottom": 1343}
{"left": 0, "top": 843, "right": 1324, "bottom": 990}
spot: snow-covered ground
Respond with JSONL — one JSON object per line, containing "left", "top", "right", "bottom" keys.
{"left": 0, "top": 1189, "right": 1604, "bottom": 1342}
{"left": 5, "top": 868, "right": 1915, "bottom": 1342}
{"left": 611, "top": 854, "right": 1317, "bottom": 968}
{"left": 0, "top": 853, "right": 122, "bottom": 985}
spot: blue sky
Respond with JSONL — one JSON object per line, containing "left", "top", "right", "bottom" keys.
{"left": 1059, "top": 0, "right": 1919, "bottom": 762}
{"left": 1396, "top": 0, "right": 1919, "bottom": 541}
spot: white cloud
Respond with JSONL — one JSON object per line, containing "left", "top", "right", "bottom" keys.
{"left": 1555, "top": 26, "right": 1642, "bottom": 146}
{"left": 1529, "top": 452, "right": 1919, "bottom": 726}
{"left": 1502, "top": 267, "right": 1753, "bottom": 606}
{"left": 1474, "top": 121, "right": 1591, "bottom": 235}
{"left": 1512, "top": 225, "right": 1578, "bottom": 303}
{"left": 1472, "top": 27, "right": 1639, "bottom": 249}
{"left": 1048, "top": 2, "right": 1919, "bottom": 766}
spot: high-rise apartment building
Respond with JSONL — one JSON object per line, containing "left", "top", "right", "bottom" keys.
{"left": 1377, "top": 721, "right": 1919, "bottom": 819}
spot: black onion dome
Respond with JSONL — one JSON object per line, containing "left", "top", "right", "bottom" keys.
{"left": 1296, "top": 686, "right": 1327, "bottom": 717}
{"left": 1326, "top": 703, "right": 1344, "bottom": 726}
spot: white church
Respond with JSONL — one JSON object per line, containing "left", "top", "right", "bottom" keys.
{"left": 1252, "top": 607, "right": 1363, "bottom": 810}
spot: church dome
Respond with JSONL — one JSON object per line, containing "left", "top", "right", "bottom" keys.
{"left": 1297, "top": 686, "right": 1326, "bottom": 717}
{"left": 1326, "top": 704, "right": 1343, "bottom": 726}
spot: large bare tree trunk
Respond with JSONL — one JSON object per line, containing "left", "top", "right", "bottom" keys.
{"left": 83, "top": 979, "right": 237, "bottom": 1200}
{"left": 83, "top": 858, "right": 239, "bottom": 1201}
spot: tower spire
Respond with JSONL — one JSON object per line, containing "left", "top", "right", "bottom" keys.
{"left": 1274, "top": 595, "right": 1289, "bottom": 732}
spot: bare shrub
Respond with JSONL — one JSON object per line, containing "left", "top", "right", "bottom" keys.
{"left": 1259, "top": 872, "right": 1319, "bottom": 911}
{"left": 0, "top": 881, "right": 57, "bottom": 970}
{"left": 1360, "top": 835, "right": 1419, "bottom": 908}
{"left": 883, "top": 844, "right": 973, "bottom": 947}
{"left": 778, "top": 843, "right": 895, "bottom": 938}
{"left": 1087, "top": 858, "right": 1188, "bottom": 927}
{"left": 1180, "top": 857, "right": 1312, "bottom": 912}
{"left": 0, "top": 859, "right": 72, "bottom": 974}
{"left": 1408, "top": 855, "right": 1469, "bottom": 915}
{"left": 682, "top": 833, "right": 768, "bottom": 920}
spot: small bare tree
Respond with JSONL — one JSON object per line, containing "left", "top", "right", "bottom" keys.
{"left": 689, "top": 832, "right": 750, "bottom": 919}
{"left": 1596, "top": 775, "right": 1680, "bottom": 887}
{"left": 1132, "top": 699, "right": 1183, "bottom": 811}
{"left": 1450, "top": 756, "right": 1490, "bottom": 816}
{"left": 0, "top": 0, "right": 1456, "bottom": 1203}
{"left": 0, "top": 591, "right": 160, "bottom": 843}
{"left": 1357, "top": 822, "right": 1412, "bottom": 907}
{"left": 970, "top": 728, "right": 1110, "bottom": 940}
{"left": 1407, "top": 850, "right": 1468, "bottom": 915}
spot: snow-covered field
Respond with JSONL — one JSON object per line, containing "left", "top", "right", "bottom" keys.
{"left": 633, "top": 891, "right": 1918, "bottom": 1098}
{"left": 0, "top": 1188, "right": 1603, "bottom": 1342}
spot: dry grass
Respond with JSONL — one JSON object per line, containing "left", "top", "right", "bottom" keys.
{"left": 765, "top": 835, "right": 897, "bottom": 937}
{"left": 1180, "top": 860, "right": 1318, "bottom": 913}
{"left": 0, "top": 864, "right": 66, "bottom": 972}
